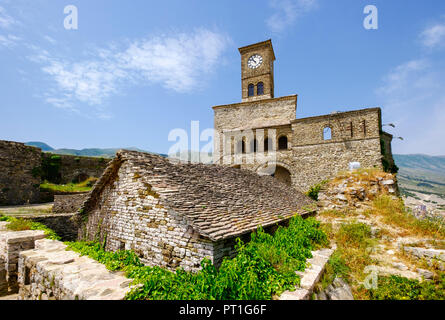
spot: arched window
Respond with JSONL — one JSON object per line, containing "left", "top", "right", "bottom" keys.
{"left": 278, "top": 136, "right": 288, "bottom": 150}
{"left": 250, "top": 139, "right": 258, "bottom": 153}
{"left": 241, "top": 140, "right": 246, "bottom": 154}
{"left": 264, "top": 137, "right": 273, "bottom": 152}
{"left": 323, "top": 126, "right": 332, "bottom": 140}
{"left": 248, "top": 84, "right": 254, "bottom": 97}
{"left": 257, "top": 82, "right": 264, "bottom": 95}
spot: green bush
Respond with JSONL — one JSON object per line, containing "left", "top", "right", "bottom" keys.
{"left": 306, "top": 181, "right": 328, "bottom": 201}
{"left": 369, "top": 274, "right": 445, "bottom": 300}
{"left": 66, "top": 216, "right": 328, "bottom": 300}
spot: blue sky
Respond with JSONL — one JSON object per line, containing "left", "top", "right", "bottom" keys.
{"left": 0, "top": 0, "right": 444, "bottom": 155}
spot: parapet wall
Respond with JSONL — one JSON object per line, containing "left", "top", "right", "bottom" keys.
{"left": 18, "top": 239, "right": 132, "bottom": 300}
{"left": 0, "top": 141, "right": 41, "bottom": 205}
{"left": 41, "top": 153, "right": 110, "bottom": 184}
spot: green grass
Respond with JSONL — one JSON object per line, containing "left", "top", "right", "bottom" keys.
{"left": 66, "top": 216, "right": 328, "bottom": 300}
{"left": 0, "top": 215, "right": 60, "bottom": 240}
{"left": 372, "top": 195, "right": 445, "bottom": 239}
{"left": 314, "top": 250, "right": 350, "bottom": 293}
{"left": 40, "top": 177, "right": 97, "bottom": 193}
{"left": 319, "top": 222, "right": 377, "bottom": 299}
{"left": 367, "top": 274, "right": 445, "bottom": 300}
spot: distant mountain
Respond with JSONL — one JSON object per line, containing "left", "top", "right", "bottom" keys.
{"left": 394, "top": 154, "right": 445, "bottom": 177}
{"left": 50, "top": 147, "right": 149, "bottom": 158}
{"left": 25, "top": 141, "right": 54, "bottom": 151}
{"left": 394, "top": 154, "right": 445, "bottom": 198}
{"left": 24, "top": 142, "right": 165, "bottom": 158}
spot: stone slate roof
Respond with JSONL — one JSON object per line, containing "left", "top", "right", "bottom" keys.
{"left": 82, "top": 150, "right": 315, "bottom": 241}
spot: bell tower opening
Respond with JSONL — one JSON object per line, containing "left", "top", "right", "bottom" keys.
{"left": 239, "top": 40, "right": 275, "bottom": 102}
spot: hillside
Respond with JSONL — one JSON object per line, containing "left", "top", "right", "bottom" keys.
{"left": 25, "top": 141, "right": 54, "bottom": 151}
{"left": 25, "top": 142, "right": 161, "bottom": 158}
{"left": 394, "top": 154, "right": 445, "bottom": 199}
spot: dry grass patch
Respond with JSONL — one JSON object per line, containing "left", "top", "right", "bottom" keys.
{"left": 372, "top": 195, "right": 445, "bottom": 239}
{"left": 325, "top": 222, "right": 379, "bottom": 299}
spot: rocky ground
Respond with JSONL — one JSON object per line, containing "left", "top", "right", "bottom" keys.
{"left": 312, "top": 169, "right": 445, "bottom": 300}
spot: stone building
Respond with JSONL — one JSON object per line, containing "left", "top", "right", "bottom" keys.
{"left": 213, "top": 40, "right": 396, "bottom": 191}
{"left": 76, "top": 150, "right": 316, "bottom": 271}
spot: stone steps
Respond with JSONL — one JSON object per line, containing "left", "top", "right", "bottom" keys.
{"left": 278, "top": 246, "right": 335, "bottom": 300}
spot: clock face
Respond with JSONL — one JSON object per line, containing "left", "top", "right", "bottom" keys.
{"left": 247, "top": 54, "right": 263, "bottom": 69}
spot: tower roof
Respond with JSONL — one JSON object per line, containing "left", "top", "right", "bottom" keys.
{"left": 238, "top": 39, "right": 276, "bottom": 61}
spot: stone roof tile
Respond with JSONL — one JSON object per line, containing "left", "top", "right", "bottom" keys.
{"left": 83, "top": 150, "right": 316, "bottom": 241}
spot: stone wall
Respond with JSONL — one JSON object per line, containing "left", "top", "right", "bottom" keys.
{"left": 18, "top": 239, "right": 132, "bottom": 300}
{"left": 213, "top": 107, "right": 394, "bottom": 192}
{"left": 290, "top": 138, "right": 384, "bottom": 191}
{"left": 0, "top": 140, "right": 109, "bottom": 205}
{"left": 42, "top": 153, "right": 109, "bottom": 184}
{"left": 0, "top": 140, "right": 41, "bottom": 205}
{"left": 0, "top": 224, "right": 46, "bottom": 296}
{"left": 291, "top": 108, "right": 381, "bottom": 146}
{"left": 53, "top": 194, "right": 89, "bottom": 213}
{"left": 23, "top": 213, "right": 78, "bottom": 242}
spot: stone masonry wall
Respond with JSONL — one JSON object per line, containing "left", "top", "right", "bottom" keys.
{"left": 214, "top": 95, "right": 297, "bottom": 131}
{"left": 79, "top": 160, "right": 223, "bottom": 272}
{"left": 18, "top": 239, "right": 132, "bottom": 300}
{"left": 53, "top": 194, "right": 89, "bottom": 213}
{"left": 0, "top": 140, "right": 41, "bottom": 205}
{"left": 290, "top": 138, "right": 384, "bottom": 191}
{"left": 291, "top": 108, "right": 381, "bottom": 146}
{"left": 0, "top": 224, "right": 46, "bottom": 296}
{"left": 213, "top": 107, "right": 391, "bottom": 192}
{"left": 42, "top": 153, "right": 109, "bottom": 184}
{"left": 23, "top": 213, "right": 78, "bottom": 242}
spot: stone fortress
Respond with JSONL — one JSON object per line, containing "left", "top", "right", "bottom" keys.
{"left": 0, "top": 40, "right": 400, "bottom": 300}
{"left": 213, "top": 40, "right": 396, "bottom": 191}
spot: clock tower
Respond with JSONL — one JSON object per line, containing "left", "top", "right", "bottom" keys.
{"left": 239, "top": 39, "right": 275, "bottom": 102}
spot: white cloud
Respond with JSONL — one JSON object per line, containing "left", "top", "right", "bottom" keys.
{"left": 266, "top": 0, "right": 318, "bottom": 33}
{"left": 0, "top": 6, "right": 16, "bottom": 29}
{"left": 376, "top": 59, "right": 445, "bottom": 155}
{"left": 30, "top": 29, "right": 231, "bottom": 109}
{"left": 43, "top": 35, "right": 56, "bottom": 44}
{"left": 0, "top": 33, "right": 19, "bottom": 47}
{"left": 118, "top": 29, "right": 231, "bottom": 92}
{"left": 420, "top": 22, "right": 445, "bottom": 49}
{"left": 376, "top": 60, "right": 431, "bottom": 98}
{"left": 0, "top": 6, "right": 20, "bottom": 47}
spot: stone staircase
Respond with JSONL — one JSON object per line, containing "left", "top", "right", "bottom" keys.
{"left": 278, "top": 246, "right": 336, "bottom": 300}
